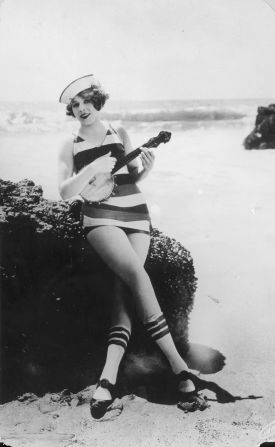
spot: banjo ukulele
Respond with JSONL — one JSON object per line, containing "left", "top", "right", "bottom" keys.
{"left": 80, "top": 130, "right": 171, "bottom": 204}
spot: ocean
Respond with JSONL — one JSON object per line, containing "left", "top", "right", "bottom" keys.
{"left": 0, "top": 97, "right": 264, "bottom": 134}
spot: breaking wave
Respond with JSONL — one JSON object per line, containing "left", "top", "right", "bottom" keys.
{"left": 103, "top": 108, "right": 246, "bottom": 123}
{"left": 0, "top": 100, "right": 257, "bottom": 134}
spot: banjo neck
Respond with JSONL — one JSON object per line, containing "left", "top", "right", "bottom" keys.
{"left": 112, "top": 130, "right": 171, "bottom": 174}
{"left": 112, "top": 147, "right": 143, "bottom": 174}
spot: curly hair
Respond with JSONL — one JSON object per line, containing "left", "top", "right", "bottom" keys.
{"left": 66, "top": 85, "right": 109, "bottom": 117}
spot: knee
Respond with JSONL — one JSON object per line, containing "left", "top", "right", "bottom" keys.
{"left": 122, "top": 265, "right": 149, "bottom": 289}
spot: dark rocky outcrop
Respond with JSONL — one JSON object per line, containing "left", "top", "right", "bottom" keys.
{"left": 243, "top": 104, "right": 275, "bottom": 149}
{"left": 0, "top": 179, "right": 197, "bottom": 402}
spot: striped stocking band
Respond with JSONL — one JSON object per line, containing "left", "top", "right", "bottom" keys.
{"left": 144, "top": 313, "right": 170, "bottom": 341}
{"left": 108, "top": 325, "right": 131, "bottom": 350}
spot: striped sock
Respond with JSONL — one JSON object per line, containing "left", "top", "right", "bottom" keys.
{"left": 108, "top": 325, "right": 131, "bottom": 350}
{"left": 98, "top": 325, "right": 131, "bottom": 387}
{"left": 144, "top": 313, "right": 170, "bottom": 341}
{"left": 144, "top": 313, "right": 187, "bottom": 374}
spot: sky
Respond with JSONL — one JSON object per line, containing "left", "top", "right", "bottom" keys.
{"left": 1, "top": 0, "right": 275, "bottom": 101}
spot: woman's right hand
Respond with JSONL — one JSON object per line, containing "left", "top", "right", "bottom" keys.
{"left": 91, "top": 152, "right": 116, "bottom": 175}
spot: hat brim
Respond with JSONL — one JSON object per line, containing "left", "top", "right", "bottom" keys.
{"left": 59, "top": 74, "right": 100, "bottom": 104}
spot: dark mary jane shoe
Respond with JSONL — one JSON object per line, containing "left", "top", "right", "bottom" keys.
{"left": 175, "top": 370, "right": 198, "bottom": 401}
{"left": 90, "top": 378, "right": 116, "bottom": 420}
{"left": 175, "top": 370, "right": 209, "bottom": 412}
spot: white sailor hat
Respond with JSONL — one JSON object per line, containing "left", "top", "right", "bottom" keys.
{"left": 59, "top": 74, "right": 101, "bottom": 104}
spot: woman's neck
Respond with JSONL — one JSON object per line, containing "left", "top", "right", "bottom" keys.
{"left": 79, "top": 117, "right": 105, "bottom": 137}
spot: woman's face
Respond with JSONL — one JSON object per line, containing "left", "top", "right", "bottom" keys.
{"left": 71, "top": 93, "right": 99, "bottom": 125}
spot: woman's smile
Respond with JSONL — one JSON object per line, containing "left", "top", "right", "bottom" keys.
{"left": 80, "top": 112, "right": 91, "bottom": 119}
{"left": 71, "top": 97, "right": 98, "bottom": 123}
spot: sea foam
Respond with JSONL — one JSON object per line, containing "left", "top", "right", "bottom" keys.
{"left": 0, "top": 99, "right": 260, "bottom": 134}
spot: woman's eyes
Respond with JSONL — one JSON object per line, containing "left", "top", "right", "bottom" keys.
{"left": 71, "top": 99, "right": 92, "bottom": 107}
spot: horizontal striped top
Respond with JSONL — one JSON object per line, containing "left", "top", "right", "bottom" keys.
{"left": 73, "top": 124, "right": 150, "bottom": 235}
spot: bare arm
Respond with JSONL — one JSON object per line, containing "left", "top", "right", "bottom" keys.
{"left": 58, "top": 139, "right": 115, "bottom": 200}
{"left": 117, "top": 127, "right": 155, "bottom": 183}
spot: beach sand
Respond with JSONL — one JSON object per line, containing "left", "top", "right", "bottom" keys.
{"left": 1, "top": 124, "right": 275, "bottom": 446}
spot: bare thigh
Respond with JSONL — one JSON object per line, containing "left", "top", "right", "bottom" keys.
{"left": 87, "top": 226, "right": 159, "bottom": 319}
{"left": 86, "top": 226, "right": 149, "bottom": 285}
{"left": 110, "top": 232, "right": 150, "bottom": 327}
{"left": 127, "top": 232, "right": 150, "bottom": 264}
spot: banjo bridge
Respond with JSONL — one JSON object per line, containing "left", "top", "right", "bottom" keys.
{"left": 88, "top": 176, "right": 96, "bottom": 185}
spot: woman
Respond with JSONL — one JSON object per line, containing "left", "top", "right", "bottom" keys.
{"left": 58, "top": 74, "right": 197, "bottom": 419}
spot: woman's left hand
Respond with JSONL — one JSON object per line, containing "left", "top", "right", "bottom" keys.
{"left": 140, "top": 147, "right": 155, "bottom": 172}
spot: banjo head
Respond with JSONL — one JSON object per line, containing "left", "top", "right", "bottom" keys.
{"left": 80, "top": 173, "right": 115, "bottom": 203}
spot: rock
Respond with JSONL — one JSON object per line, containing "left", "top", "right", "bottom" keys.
{"left": 0, "top": 178, "right": 197, "bottom": 402}
{"left": 38, "top": 390, "right": 73, "bottom": 413}
{"left": 177, "top": 394, "right": 210, "bottom": 412}
{"left": 243, "top": 104, "right": 275, "bottom": 150}
{"left": 17, "top": 392, "right": 38, "bottom": 403}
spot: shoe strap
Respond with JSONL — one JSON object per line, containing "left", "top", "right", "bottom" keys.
{"left": 176, "top": 370, "right": 192, "bottom": 381}
{"left": 97, "top": 378, "right": 116, "bottom": 394}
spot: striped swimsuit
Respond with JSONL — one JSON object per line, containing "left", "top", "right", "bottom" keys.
{"left": 73, "top": 124, "right": 151, "bottom": 236}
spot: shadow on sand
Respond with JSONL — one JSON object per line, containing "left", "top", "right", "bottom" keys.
{"left": 123, "top": 343, "right": 263, "bottom": 406}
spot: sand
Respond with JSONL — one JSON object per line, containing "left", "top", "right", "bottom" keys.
{"left": 1, "top": 124, "right": 275, "bottom": 446}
